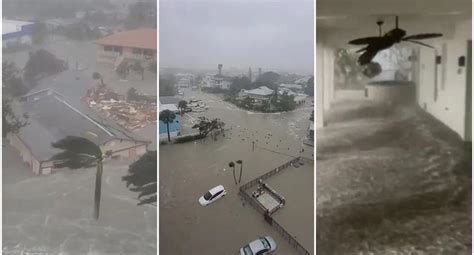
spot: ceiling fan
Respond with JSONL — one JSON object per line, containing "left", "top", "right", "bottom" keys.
{"left": 348, "top": 16, "right": 443, "bottom": 65}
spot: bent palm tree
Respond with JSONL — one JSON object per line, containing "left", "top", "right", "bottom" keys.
{"left": 229, "top": 161, "right": 237, "bottom": 185}
{"left": 51, "top": 136, "right": 104, "bottom": 219}
{"left": 159, "top": 109, "right": 176, "bottom": 142}
{"left": 123, "top": 151, "right": 157, "bottom": 205}
{"left": 236, "top": 160, "right": 243, "bottom": 183}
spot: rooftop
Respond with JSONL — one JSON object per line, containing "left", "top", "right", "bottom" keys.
{"left": 16, "top": 90, "right": 145, "bottom": 160}
{"left": 160, "top": 103, "right": 179, "bottom": 113}
{"left": 2, "top": 19, "right": 34, "bottom": 35}
{"left": 243, "top": 86, "right": 274, "bottom": 96}
{"left": 96, "top": 28, "right": 157, "bottom": 50}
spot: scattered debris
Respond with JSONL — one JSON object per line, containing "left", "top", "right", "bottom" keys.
{"left": 82, "top": 84, "right": 156, "bottom": 130}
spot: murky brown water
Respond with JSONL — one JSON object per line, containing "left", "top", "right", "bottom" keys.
{"left": 160, "top": 89, "right": 314, "bottom": 254}
{"left": 317, "top": 100, "right": 471, "bottom": 254}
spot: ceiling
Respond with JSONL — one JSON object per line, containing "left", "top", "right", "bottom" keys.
{"left": 316, "top": 0, "right": 471, "bottom": 45}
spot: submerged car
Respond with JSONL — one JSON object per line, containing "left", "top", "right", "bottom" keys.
{"left": 198, "top": 185, "right": 226, "bottom": 206}
{"left": 240, "top": 236, "right": 277, "bottom": 255}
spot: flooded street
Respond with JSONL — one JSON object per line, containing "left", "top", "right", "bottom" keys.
{"left": 317, "top": 100, "right": 471, "bottom": 254}
{"left": 160, "top": 89, "right": 314, "bottom": 254}
{"left": 3, "top": 145, "right": 157, "bottom": 255}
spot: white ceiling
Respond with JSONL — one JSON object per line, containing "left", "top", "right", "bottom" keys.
{"left": 316, "top": 0, "right": 471, "bottom": 46}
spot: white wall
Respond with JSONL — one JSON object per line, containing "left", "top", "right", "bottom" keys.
{"left": 316, "top": 41, "right": 336, "bottom": 128}
{"left": 417, "top": 19, "right": 471, "bottom": 141}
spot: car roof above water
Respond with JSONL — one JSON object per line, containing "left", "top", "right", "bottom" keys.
{"left": 209, "top": 185, "right": 224, "bottom": 195}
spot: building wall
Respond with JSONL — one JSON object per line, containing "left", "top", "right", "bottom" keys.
{"left": 96, "top": 45, "right": 157, "bottom": 68}
{"left": 417, "top": 19, "right": 471, "bottom": 141}
{"left": 101, "top": 139, "right": 148, "bottom": 159}
{"left": 159, "top": 114, "right": 181, "bottom": 137}
{"left": 8, "top": 134, "right": 41, "bottom": 174}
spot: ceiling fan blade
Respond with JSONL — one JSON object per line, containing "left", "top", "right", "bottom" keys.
{"left": 349, "top": 37, "right": 381, "bottom": 45}
{"left": 403, "top": 33, "right": 443, "bottom": 40}
{"left": 358, "top": 49, "right": 379, "bottom": 65}
{"left": 405, "top": 40, "right": 435, "bottom": 49}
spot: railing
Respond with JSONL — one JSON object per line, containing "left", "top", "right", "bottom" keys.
{"left": 238, "top": 157, "right": 311, "bottom": 255}
{"left": 272, "top": 218, "right": 310, "bottom": 255}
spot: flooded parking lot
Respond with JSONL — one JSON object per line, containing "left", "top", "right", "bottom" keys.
{"left": 160, "top": 89, "right": 314, "bottom": 254}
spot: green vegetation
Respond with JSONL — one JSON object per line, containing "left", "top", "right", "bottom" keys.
{"left": 24, "top": 49, "right": 68, "bottom": 85}
{"left": 122, "top": 151, "right": 157, "bottom": 205}
{"left": 3, "top": 99, "right": 28, "bottom": 138}
{"left": 3, "top": 61, "right": 28, "bottom": 97}
{"left": 305, "top": 76, "right": 314, "bottom": 96}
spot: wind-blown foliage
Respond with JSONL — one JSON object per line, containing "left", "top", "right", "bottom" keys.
{"left": 122, "top": 151, "right": 157, "bottom": 205}
{"left": 192, "top": 117, "right": 225, "bottom": 137}
{"left": 51, "top": 136, "right": 104, "bottom": 219}
{"left": 2, "top": 100, "right": 28, "bottom": 137}
{"left": 51, "top": 136, "right": 102, "bottom": 169}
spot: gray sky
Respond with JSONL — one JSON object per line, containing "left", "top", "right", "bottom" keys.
{"left": 159, "top": 0, "right": 314, "bottom": 74}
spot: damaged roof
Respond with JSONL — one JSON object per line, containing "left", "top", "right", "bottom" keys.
{"left": 15, "top": 91, "right": 147, "bottom": 160}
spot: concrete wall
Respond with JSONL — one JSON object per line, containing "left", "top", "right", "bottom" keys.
{"left": 417, "top": 19, "right": 471, "bottom": 141}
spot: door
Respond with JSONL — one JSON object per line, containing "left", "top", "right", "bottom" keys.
{"left": 465, "top": 40, "right": 472, "bottom": 141}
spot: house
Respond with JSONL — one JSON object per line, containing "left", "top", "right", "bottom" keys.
{"left": 159, "top": 104, "right": 181, "bottom": 141}
{"left": 96, "top": 28, "right": 157, "bottom": 70}
{"left": 2, "top": 19, "right": 34, "bottom": 48}
{"left": 278, "top": 88, "right": 307, "bottom": 104}
{"left": 279, "top": 83, "right": 304, "bottom": 93}
{"left": 7, "top": 89, "right": 150, "bottom": 175}
{"left": 239, "top": 86, "right": 275, "bottom": 101}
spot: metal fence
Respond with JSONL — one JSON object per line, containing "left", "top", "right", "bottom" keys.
{"left": 238, "top": 157, "right": 311, "bottom": 255}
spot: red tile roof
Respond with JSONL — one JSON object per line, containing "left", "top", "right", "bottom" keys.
{"left": 96, "top": 28, "right": 157, "bottom": 50}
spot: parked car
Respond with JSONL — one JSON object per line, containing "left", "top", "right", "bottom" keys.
{"left": 240, "top": 236, "right": 277, "bottom": 255}
{"left": 198, "top": 185, "right": 226, "bottom": 206}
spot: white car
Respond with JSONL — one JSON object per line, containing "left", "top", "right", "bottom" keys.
{"left": 198, "top": 185, "right": 226, "bottom": 206}
{"left": 240, "top": 236, "right": 277, "bottom": 255}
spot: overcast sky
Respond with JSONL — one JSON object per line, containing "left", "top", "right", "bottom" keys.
{"left": 159, "top": 0, "right": 314, "bottom": 74}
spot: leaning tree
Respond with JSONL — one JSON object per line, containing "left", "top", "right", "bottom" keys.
{"left": 51, "top": 136, "right": 105, "bottom": 220}
{"left": 123, "top": 150, "right": 157, "bottom": 205}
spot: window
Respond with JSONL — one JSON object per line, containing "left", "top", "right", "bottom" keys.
{"left": 242, "top": 245, "right": 253, "bottom": 255}
{"left": 260, "top": 238, "right": 271, "bottom": 249}
{"left": 212, "top": 190, "right": 223, "bottom": 199}
{"left": 203, "top": 192, "right": 212, "bottom": 200}
{"left": 104, "top": 45, "right": 113, "bottom": 51}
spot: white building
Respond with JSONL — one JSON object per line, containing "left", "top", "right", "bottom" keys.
{"left": 239, "top": 86, "right": 275, "bottom": 100}
{"left": 279, "top": 83, "right": 304, "bottom": 93}
{"left": 2, "top": 19, "right": 34, "bottom": 48}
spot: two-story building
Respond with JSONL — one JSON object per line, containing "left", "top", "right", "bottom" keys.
{"left": 96, "top": 28, "right": 157, "bottom": 70}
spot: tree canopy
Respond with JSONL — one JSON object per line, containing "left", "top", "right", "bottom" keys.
{"left": 24, "top": 49, "right": 67, "bottom": 85}
{"left": 122, "top": 151, "right": 157, "bottom": 205}
{"left": 3, "top": 100, "right": 28, "bottom": 138}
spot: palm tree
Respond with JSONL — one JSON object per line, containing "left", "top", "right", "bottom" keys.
{"left": 123, "top": 151, "right": 157, "bottom": 205}
{"left": 159, "top": 109, "right": 176, "bottom": 142}
{"left": 178, "top": 100, "right": 187, "bottom": 114}
{"left": 51, "top": 136, "right": 104, "bottom": 219}
{"left": 92, "top": 72, "right": 104, "bottom": 85}
{"left": 229, "top": 161, "right": 237, "bottom": 185}
{"left": 236, "top": 160, "right": 243, "bottom": 183}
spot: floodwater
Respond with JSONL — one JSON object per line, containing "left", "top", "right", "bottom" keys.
{"left": 160, "top": 89, "right": 314, "bottom": 254}
{"left": 3, "top": 145, "right": 157, "bottom": 255}
{"left": 317, "top": 100, "right": 471, "bottom": 254}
